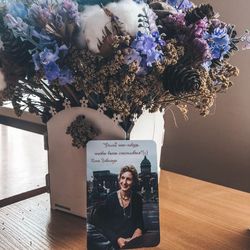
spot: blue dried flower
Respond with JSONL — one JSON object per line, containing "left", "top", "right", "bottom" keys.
{"left": 126, "top": 31, "right": 165, "bottom": 72}
{"left": 32, "top": 44, "right": 68, "bottom": 70}
{"left": 152, "top": 31, "right": 166, "bottom": 46}
{"left": 132, "top": 33, "right": 157, "bottom": 52}
{"left": 204, "top": 27, "right": 231, "bottom": 60}
{"left": 40, "top": 48, "right": 60, "bottom": 66}
{"left": 145, "top": 49, "right": 162, "bottom": 67}
{"left": 44, "top": 62, "right": 60, "bottom": 82}
{"left": 32, "top": 47, "right": 58, "bottom": 70}
{"left": 7, "top": 1, "right": 28, "bottom": 19}
{"left": 167, "top": 0, "right": 193, "bottom": 11}
{"left": 178, "top": 0, "right": 193, "bottom": 10}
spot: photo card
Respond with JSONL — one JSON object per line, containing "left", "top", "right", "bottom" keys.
{"left": 87, "top": 140, "right": 160, "bottom": 249}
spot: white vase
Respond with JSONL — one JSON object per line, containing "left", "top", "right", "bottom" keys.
{"left": 47, "top": 107, "right": 165, "bottom": 218}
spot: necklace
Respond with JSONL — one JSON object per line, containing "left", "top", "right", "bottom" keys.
{"left": 121, "top": 194, "right": 130, "bottom": 201}
{"left": 119, "top": 191, "right": 132, "bottom": 218}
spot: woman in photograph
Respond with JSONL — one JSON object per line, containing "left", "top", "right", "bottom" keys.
{"left": 100, "top": 165, "right": 144, "bottom": 249}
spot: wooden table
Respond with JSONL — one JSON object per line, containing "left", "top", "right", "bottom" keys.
{"left": 1, "top": 171, "right": 250, "bottom": 250}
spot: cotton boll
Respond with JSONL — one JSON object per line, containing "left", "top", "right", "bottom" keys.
{"left": 106, "top": 0, "right": 148, "bottom": 36}
{"left": 0, "top": 70, "right": 7, "bottom": 91}
{"left": 77, "top": 0, "right": 150, "bottom": 53}
{"left": 78, "top": 5, "right": 111, "bottom": 53}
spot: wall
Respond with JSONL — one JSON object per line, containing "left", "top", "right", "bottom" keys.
{"left": 161, "top": 0, "right": 250, "bottom": 192}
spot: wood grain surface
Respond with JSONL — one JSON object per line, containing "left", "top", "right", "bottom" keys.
{"left": 0, "top": 194, "right": 86, "bottom": 250}
{"left": 1, "top": 171, "right": 250, "bottom": 250}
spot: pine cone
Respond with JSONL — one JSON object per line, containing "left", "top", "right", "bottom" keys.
{"left": 162, "top": 64, "right": 201, "bottom": 95}
{"left": 185, "top": 4, "right": 214, "bottom": 25}
{"left": 0, "top": 30, "right": 34, "bottom": 83}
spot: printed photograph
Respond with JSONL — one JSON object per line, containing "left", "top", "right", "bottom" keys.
{"left": 87, "top": 140, "right": 160, "bottom": 249}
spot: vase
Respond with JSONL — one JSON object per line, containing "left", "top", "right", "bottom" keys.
{"left": 47, "top": 107, "right": 165, "bottom": 218}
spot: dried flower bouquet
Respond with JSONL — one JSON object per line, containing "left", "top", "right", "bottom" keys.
{"left": 0, "top": 0, "right": 248, "bottom": 136}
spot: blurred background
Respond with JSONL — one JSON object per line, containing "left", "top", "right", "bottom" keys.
{"left": 161, "top": 0, "right": 250, "bottom": 192}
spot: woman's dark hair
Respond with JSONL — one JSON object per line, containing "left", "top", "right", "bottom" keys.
{"left": 119, "top": 165, "right": 139, "bottom": 191}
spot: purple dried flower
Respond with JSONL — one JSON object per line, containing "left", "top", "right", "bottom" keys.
{"left": 28, "top": 4, "right": 53, "bottom": 27}
{"left": 167, "top": 13, "right": 186, "bottom": 27}
{"left": 192, "top": 18, "right": 208, "bottom": 38}
{"left": 192, "top": 38, "right": 212, "bottom": 62}
{"left": 58, "top": 0, "right": 80, "bottom": 25}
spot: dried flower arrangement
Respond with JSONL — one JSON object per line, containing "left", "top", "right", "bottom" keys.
{"left": 0, "top": 0, "right": 249, "bottom": 134}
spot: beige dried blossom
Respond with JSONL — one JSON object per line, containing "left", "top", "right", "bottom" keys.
{"left": 66, "top": 39, "right": 239, "bottom": 122}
